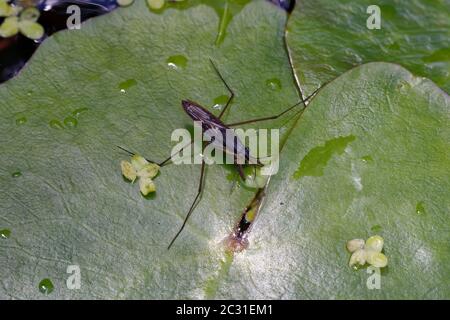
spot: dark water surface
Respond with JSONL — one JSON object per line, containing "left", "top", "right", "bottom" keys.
{"left": 0, "top": 0, "right": 294, "bottom": 83}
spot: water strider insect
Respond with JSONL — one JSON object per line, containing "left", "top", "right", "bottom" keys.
{"left": 119, "top": 60, "right": 322, "bottom": 249}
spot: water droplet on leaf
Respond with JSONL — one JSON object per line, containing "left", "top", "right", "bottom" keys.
{"left": 63, "top": 116, "right": 78, "bottom": 128}
{"left": 166, "top": 55, "right": 187, "bottom": 70}
{"left": 371, "top": 224, "right": 382, "bottom": 233}
{"left": 0, "top": 229, "right": 11, "bottom": 239}
{"left": 38, "top": 278, "right": 54, "bottom": 295}
{"left": 16, "top": 117, "right": 27, "bottom": 125}
{"left": 118, "top": 79, "right": 137, "bottom": 93}
{"left": 266, "top": 78, "right": 282, "bottom": 91}
{"left": 72, "top": 108, "right": 89, "bottom": 117}
{"left": 416, "top": 201, "right": 426, "bottom": 215}
{"left": 212, "top": 95, "right": 229, "bottom": 110}
{"left": 12, "top": 171, "right": 22, "bottom": 178}
{"left": 49, "top": 119, "right": 64, "bottom": 129}
{"left": 361, "top": 155, "right": 373, "bottom": 163}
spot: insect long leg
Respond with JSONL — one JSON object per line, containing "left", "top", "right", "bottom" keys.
{"left": 225, "top": 86, "right": 321, "bottom": 127}
{"left": 117, "top": 141, "right": 193, "bottom": 167}
{"left": 168, "top": 159, "right": 206, "bottom": 250}
{"left": 209, "top": 59, "right": 235, "bottom": 120}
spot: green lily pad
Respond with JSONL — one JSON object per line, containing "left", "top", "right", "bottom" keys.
{"left": 286, "top": 0, "right": 450, "bottom": 95}
{"left": 19, "top": 20, "right": 44, "bottom": 40}
{"left": 0, "top": 0, "right": 299, "bottom": 299}
{"left": 0, "top": 0, "right": 449, "bottom": 300}
{"left": 0, "top": 0, "right": 14, "bottom": 17}
{"left": 0, "top": 16, "right": 19, "bottom": 38}
{"left": 20, "top": 7, "right": 41, "bottom": 23}
{"left": 221, "top": 62, "right": 449, "bottom": 299}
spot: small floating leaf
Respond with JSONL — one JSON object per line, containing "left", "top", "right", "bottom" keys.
{"left": 130, "top": 154, "right": 149, "bottom": 172}
{"left": 137, "top": 163, "right": 159, "bottom": 179}
{"left": 365, "top": 235, "right": 384, "bottom": 253}
{"left": 0, "top": 16, "right": 19, "bottom": 38}
{"left": 0, "top": 0, "right": 14, "bottom": 17}
{"left": 117, "top": 0, "right": 134, "bottom": 7}
{"left": 20, "top": 7, "right": 40, "bottom": 22}
{"left": 349, "top": 249, "right": 366, "bottom": 267}
{"left": 366, "top": 251, "right": 388, "bottom": 268}
{"left": 147, "top": 0, "right": 165, "bottom": 11}
{"left": 139, "top": 177, "right": 156, "bottom": 196}
{"left": 121, "top": 161, "right": 137, "bottom": 182}
{"left": 19, "top": 20, "right": 44, "bottom": 40}
{"left": 347, "top": 235, "right": 387, "bottom": 268}
{"left": 121, "top": 153, "right": 160, "bottom": 195}
{"left": 346, "top": 239, "right": 365, "bottom": 253}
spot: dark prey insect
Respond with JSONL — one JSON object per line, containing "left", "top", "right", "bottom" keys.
{"left": 119, "top": 60, "right": 321, "bottom": 249}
